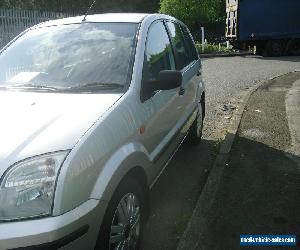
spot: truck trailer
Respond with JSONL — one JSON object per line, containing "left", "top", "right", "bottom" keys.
{"left": 226, "top": 0, "right": 300, "bottom": 56}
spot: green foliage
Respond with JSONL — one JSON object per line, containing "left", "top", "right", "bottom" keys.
{"left": 0, "top": 0, "right": 34, "bottom": 9}
{"left": 195, "top": 42, "right": 231, "bottom": 54}
{"left": 0, "top": 0, "right": 160, "bottom": 14}
{"left": 0, "top": 0, "right": 225, "bottom": 24}
{"left": 159, "top": 0, "right": 225, "bottom": 28}
{"left": 212, "top": 138, "right": 224, "bottom": 155}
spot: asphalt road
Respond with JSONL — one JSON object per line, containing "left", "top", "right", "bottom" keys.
{"left": 202, "top": 55, "right": 300, "bottom": 140}
{"left": 141, "top": 55, "right": 300, "bottom": 250}
{"left": 195, "top": 72, "right": 300, "bottom": 250}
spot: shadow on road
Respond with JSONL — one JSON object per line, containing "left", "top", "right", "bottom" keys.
{"left": 197, "top": 135, "right": 300, "bottom": 250}
{"left": 141, "top": 138, "right": 217, "bottom": 250}
{"left": 243, "top": 55, "right": 300, "bottom": 63}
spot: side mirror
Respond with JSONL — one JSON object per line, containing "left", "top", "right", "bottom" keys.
{"left": 152, "top": 70, "right": 182, "bottom": 91}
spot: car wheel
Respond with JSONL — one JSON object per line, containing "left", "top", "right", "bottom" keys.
{"left": 95, "top": 177, "right": 146, "bottom": 250}
{"left": 187, "top": 102, "right": 204, "bottom": 145}
{"left": 287, "top": 39, "right": 300, "bottom": 56}
{"left": 265, "top": 40, "right": 284, "bottom": 57}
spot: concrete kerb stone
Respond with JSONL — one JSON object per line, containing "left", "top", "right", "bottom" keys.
{"left": 200, "top": 52, "right": 253, "bottom": 58}
{"left": 285, "top": 77, "right": 300, "bottom": 172}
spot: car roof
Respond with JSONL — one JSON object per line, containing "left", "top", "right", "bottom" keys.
{"left": 35, "top": 13, "right": 156, "bottom": 28}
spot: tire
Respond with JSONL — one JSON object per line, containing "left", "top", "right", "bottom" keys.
{"left": 187, "top": 102, "right": 204, "bottom": 146}
{"left": 95, "top": 177, "right": 146, "bottom": 250}
{"left": 287, "top": 39, "right": 300, "bottom": 56}
{"left": 265, "top": 40, "right": 284, "bottom": 57}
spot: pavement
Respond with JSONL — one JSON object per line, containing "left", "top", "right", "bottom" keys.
{"left": 286, "top": 78, "right": 300, "bottom": 162}
{"left": 177, "top": 72, "right": 300, "bottom": 250}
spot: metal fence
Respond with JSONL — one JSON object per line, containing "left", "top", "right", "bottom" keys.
{"left": 0, "top": 8, "right": 75, "bottom": 48}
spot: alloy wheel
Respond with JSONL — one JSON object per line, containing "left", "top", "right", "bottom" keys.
{"left": 109, "top": 193, "right": 140, "bottom": 250}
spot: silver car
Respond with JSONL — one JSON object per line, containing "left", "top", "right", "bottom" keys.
{"left": 0, "top": 13, "right": 205, "bottom": 250}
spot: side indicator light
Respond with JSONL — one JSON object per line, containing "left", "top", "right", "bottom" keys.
{"left": 139, "top": 125, "right": 146, "bottom": 135}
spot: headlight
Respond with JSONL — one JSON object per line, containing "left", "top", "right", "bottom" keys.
{"left": 0, "top": 151, "right": 69, "bottom": 221}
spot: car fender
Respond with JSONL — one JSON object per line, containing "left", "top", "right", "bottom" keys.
{"left": 89, "top": 142, "right": 151, "bottom": 201}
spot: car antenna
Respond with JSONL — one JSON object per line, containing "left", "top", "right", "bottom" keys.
{"left": 82, "top": 0, "right": 97, "bottom": 22}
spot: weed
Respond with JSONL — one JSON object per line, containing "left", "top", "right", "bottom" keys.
{"left": 213, "top": 139, "right": 224, "bottom": 155}
{"left": 173, "top": 213, "right": 192, "bottom": 238}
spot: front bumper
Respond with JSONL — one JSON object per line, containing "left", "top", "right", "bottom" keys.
{"left": 0, "top": 199, "right": 107, "bottom": 250}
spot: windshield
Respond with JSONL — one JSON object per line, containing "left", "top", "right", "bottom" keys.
{"left": 0, "top": 22, "right": 138, "bottom": 92}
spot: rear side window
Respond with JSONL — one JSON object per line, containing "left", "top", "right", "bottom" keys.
{"left": 166, "top": 21, "right": 190, "bottom": 70}
{"left": 181, "top": 26, "right": 198, "bottom": 61}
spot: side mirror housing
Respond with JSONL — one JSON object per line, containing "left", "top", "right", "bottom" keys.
{"left": 152, "top": 70, "right": 182, "bottom": 91}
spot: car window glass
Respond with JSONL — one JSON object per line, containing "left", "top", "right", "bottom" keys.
{"left": 166, "top": 21, "right": 190, "bottom": 70}
{"left": 0, "top": 23, "right": 138, "bottom": 91}
{"left": 181, "top": 25, "right": 198, "bottom": 61}
{"left": 143, "top": 21, "right": 176, "bottom": 83}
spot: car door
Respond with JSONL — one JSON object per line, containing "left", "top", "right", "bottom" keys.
{"left": 139, "top": 20, "right": 185, "bottom": 181}
{"left": 165, "top": 21, "right": 200, "bottom": 127}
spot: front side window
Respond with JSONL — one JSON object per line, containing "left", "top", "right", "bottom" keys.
{"left": 166, "top": 21, "right": 190, "bottom": 70}
{"left": 141, "top": 21, "right": 176, "bottom": 101}
{"left": 0, "top": 22, "right": 138, "bottom": 92}
{"left": 142, "top": 21, "right": 176, "bottom": 84}
{"left": 181, "top": 25, "right": 199, "bottom": 61}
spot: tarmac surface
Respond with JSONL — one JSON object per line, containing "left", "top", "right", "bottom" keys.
{"left": 202, "top": 55, "right": 300, "bottom": 140}
{"left": 178, "top": 72, "right": 300, "bottom": 250}
{"left": 142, "top": 56, "right": 300, "bottom": 250}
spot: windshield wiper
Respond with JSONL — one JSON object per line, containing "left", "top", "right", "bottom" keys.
{"left": 3, "top": 84, "right": 60, "bottom": 92}
{"left": 65, "top": 83, "right": 124, "bottom": 92}
{"left": 0, "top": 83, "right": 125, "bottom": 93}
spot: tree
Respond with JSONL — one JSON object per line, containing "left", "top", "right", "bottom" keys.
{"left": 0, "top": 0, "right": 35, "bottom": 10}
{"left": 159, "top": 0, "right": 225, "bottom": 28}
{"left": 0, "top": 0, "right": 160, "bottom": 14}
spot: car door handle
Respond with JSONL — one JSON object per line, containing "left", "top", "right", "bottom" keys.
{"left": 197, "top": 70, "right": 202, "bottom": 76}
{"left": 179, "top": 86, "right": 185, "bottom": 96}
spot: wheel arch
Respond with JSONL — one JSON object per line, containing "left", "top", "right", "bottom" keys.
{"left": 90, "top": 143, "right": 151, "bottom": 203}
{"left": 123, "top": 166, "right": 149, "bottom": 196}
{"left": 95, "top": 166, "right": 148, "bottom": 250}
